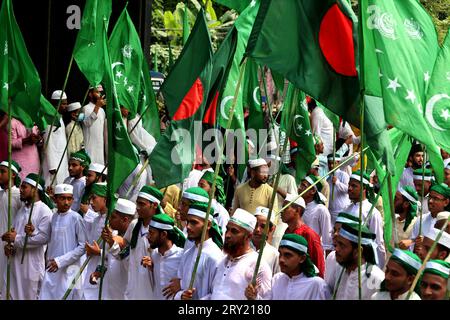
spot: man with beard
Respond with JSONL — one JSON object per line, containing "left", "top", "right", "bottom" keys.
{"left": 1, "top": 173, "right": 53, "bottom": 300}
{"left": 345, "top": 170, "right": 386, "bottom": 268}
{"left": 395, "top": 186, "right": 419, "bottom": 248}
{"left": 176, "top": 202, "right": 223, "bottom": 300}
{"left": 420, "top": 260, "right": 450, "bottom": 300}
{"left": 412, "top": 168, "right": 433, "bottom": 215}
{"left": 246, "top": 234, "right": 330, "bottom": 300}
{"left": 331, "top": 222, "right": 384, "bottom": 300}
{"left": 62, "top": 150, "right": 91, "bottom": 212}
{"left": 400, "top": 143, "right": 424, "bottom": 189}
{"left": 232, "top": 159, "right": 278, "bottom": 215}
{"left": 39, "top": 184, "right": 87, "bottom": 300}
{"left": 141, "top": 214, "right": 185, "bottom": 300}
{"left": 371, "top": 249, "right": 422, "bottom": 300}
{"left": 206, "top": 209, "right": 272, "bottom": 300}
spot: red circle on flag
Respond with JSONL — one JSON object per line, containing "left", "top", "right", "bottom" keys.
{"left": 173, "top": 78, "right": 204, "bottom": 121}
{"left": 319, "top": 4, "right": 357, "bottom": 77}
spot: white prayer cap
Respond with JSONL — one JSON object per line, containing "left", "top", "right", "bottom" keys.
{"left": 230, "top": 208, "right": 256, "bottom": 232}
{"left": 436, "top": 211, "right": 450, "bottom": 222}
{"left": 89, "top": 163, "right": 107, "bottom": 175}
{"left": 284, "top": 193, "right": 306, "bottom": 209}
{"left": 54, "top": 184, "right": 73, "bottom": 195}
{"left": 89, "top": 84, "right": 104, "bottom": 91}
{"left": 67, "top": 102, "right": 82, "bottom": 112}
{"left": 247, "top": 139, "right": 255, "bottom": 149}
{"left": 424, "top": 228, "right": 450, "bottom": 250}
{"left": 248, "top": 158, "right": 267, "bottom": 169}
{"left": 114, "top": 198, "right": 136, "bottom": 216}
{"left": 51, "top": 90, "right": 67, "bottom": 100}
{"left": 254, "top": 206, "right": 275, "bottom": 224}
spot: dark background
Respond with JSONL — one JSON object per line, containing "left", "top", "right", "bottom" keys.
{"left": 11, "top": 0, "right": 153, "bottom": 103}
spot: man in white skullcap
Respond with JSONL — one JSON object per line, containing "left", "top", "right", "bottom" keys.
{"left": 417, "top": 228, "right": 450, "bottom": 262}
{"left": 39, "top": 184, "right": 87, "bottom": 300}
{"left": 82, "top": 86, "right": 106, "bottom": 164}
{"left": 232, "top": 158, "right": 278, "bottom": 215}
{"left": 79, "top": 163, "right": 107, "bottom": 216}
{"left": 326, "top": 153, "right": 351, "bottom": 225}
{"left": 65, "top": 102, "right": 84, "bottom": 156}
{"left": 252, "top": 206, "right": 280, "bottom": 275}
{"left": 204, "top": 209, "right": 272, "bottom": 300}
{"left": 420, "top": 259, "right": 450, "bottom": 300}
{"left": 42, "top": 90, "right": 70, "bottom": 186}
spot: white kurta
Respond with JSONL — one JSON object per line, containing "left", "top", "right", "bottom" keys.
{"left": 303, "top": 201, "right": 333, "bottom": 251}
{"left": 117, "top": 163, "right": 147, "bottom": 203}
{"left": 0, "top": 186, "right": 21, "bottom": 296}
{"left": 399, "top": 167, "right": 415, "bottom": 190}
{"left": 324, "top": 251, "right": 339, "bottom": 289}
{"left": 128, "top": 115, "right": 157, "bottom": 156}
{"left": 410, "top": 212, "right": 436, "bottom": 241}
{"left": 8, "top": 201, "right": 52, "bottom": 300}
{"left": 175, "top": 238, "right": 223, "bottom": 300}
{"left": 42, "top": 118, "right": 69, "bottom": 186}
{"left": 268, "top": 272, "right": 331, "bottom": 300}
{"left": 39, "top": 209, "right": 87, "bottom": 300}
{"left": 346, "top": 200, "right": 386, "bottom": 268}
{"left": 182, "top": 169, "right": 204, "bottom": 191}
{"left": 63, "top": 176, "right": 86, "bottom": 213}
{"left": 152, "top": 244, "right": 184, "bottom": 300}
{"left": 331, "top": 263, "right": 385, "bottom": 300}
{"left": 371, "top": 290, "right": 421, "bottom": 300}
{"left": 311, "top": 107, "right": 334, "bottom": 156}
{"left": 258, "top": 242, "right": 280, "bottom": 275}
{"left": 82, "top": 102, "right": 106, "bottom": 165}
{"left": 327, "top": 169, "right": 351, "bottom": 225}
{"left": 82, "top": 212, "right": 106, "bottom": 300}
{"left": 207, "top": 251, "right": 272, "bottom": 300}
{"left": 212, "top": 199, "right": 229, "bottom": 240}
{"left": 101, "top": 235, "right": 129, "bottom": 300}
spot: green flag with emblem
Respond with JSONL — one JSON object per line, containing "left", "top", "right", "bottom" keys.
{"left": 361, "top": 0, "right": 443, "bottom": 182}
{"left": 244, "top": 58, "right": 264, "bottom": 148}
{"left": 0, "top": 0, "right": 41, "bottom": 129}
{"left": 425, "top": 30, "right": 450, "bottom": 153}
{"left": 36, "top": 94, "right": 60, "bottom": 131}
{"left": 109, "top": 7, "right": 143, "bottom": 119}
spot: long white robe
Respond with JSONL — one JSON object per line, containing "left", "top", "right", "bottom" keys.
{"left": 324, "top": 250, "right": 339, "bottom": 289}
{"left": 326, "top": 169, "right": 351, "bottom": 225}
{"left": 0, "top": 186, "right": 21, "bottom": 297}
{"left": 399, "top": 167, "right": 415, "bottom": 190}
{"left": 42, "top": 118, "right": 69, "bottom": 186}
{"left": 206, "top": 251, "right": 272, "bottom": 300}
{"left": 39, "top": 209, "right": 87, "bottom": 300}
{"left": 311, "top": 107, "right": 334, "bottom": 156}
{"left": 268, "top": 272, "right": 331, "bottom": 300}
{"left": 252, "top": 242, "right": 280, "bottom": 275}
{"left": 346, "top": 200, "right": 386, "bottom": 268}
{"left": 152, "top": 244, "right": 184, "bottom": 300}
{"left": 410, "top": 212, "right": 436, "bottom": 245}
{"left": 175, "top": 238, "right": 223, "bottom": 300}
{"left": 7, "top": 201, "right": 52, "bottom": 300}
{"left": 102, "top": 234, "right": 129, "bottom": 300}
{"left": 63, "top": 176, "right": 86, "bottom": 212}
{"left": 371, "top": 290, "right": 421, "bottom": 300}
{"left": 303, "top": 201, "right": 333, "bottom": 251}
{"left": 82, "top": 102, "right": 106, "bottom": 165}
{"left": 117, "top": 163, "right": 147, "bottom": 203}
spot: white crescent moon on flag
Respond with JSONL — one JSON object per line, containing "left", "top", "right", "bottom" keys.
{"left": 293, "top": 114, "right": 304, "bottom": 136}
{"left": 111, "top": 62, "right": 125, "bottom": 84}
{"left": 253, "top": 87, "right": 260, "bottom": 106}
{"left": 425, "top": 93, "right": 450, "bottom": 132}
{"left": 220, "top": 96, "right": 234, "bottom": 121}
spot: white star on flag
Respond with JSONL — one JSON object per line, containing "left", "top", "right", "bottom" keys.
{"left": 441, "top": 109, "right": 450, "bottom": 122}
{"left": 250, "top": 0, "right": 257, "bottom": 7}
{"left": 387, "top": 78, "right": 401, "bottom": 93}
{"left": 123, "top": 77, "right": 128, "bottom": 86}
{"left": 3, "top": 41, "right": 7, "bottom": 55}
{"left": 3, "top": 82, "right": 8, "bottom": 90}
{"left": 115, "top": 121, "right": 122, "bottom": 131}
{"left": 375, "top": 48, "right": 384, "bottom": 54}
{"left": 115, "top": 70, "right": 123, "bottom": 79}
{"left": 305, "top": 130, "right": 312, "bottom": 136}
{"left": 405, "top": 89, "right": 416, "bottom": 103}
{"left": 424, "top": 71, "right": 430, "bottom": 82}
{"left": 297, "top": 124, "right": 303, "bottom": 132}
{"left": 127, "top": 86, "right": 134, "bottom": 93}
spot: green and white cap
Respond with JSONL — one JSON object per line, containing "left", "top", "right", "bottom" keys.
{"left": 335, "top": 212, "right": 360, "bottom": 225}
{"left": 350, "top": 170, "right": 373, "bottom": 187}
{"left": 430, "top": 183, "right": 450, "bottom": 199}
{"left": 339, "top": 222, "right": 378, "bottom": 265}
{"left": 182, "top": 187, "right": 210, "bottom": 204}
{"left": 187, "top": 202, "right": 214, "bottom": 221}
{"left": 139, "top": 185, "right": 163, "bottom": 205}
{"left": 230, "top": 208, "right": 257, "bottom": 233}
{"left": 0, "top": 160, "right": 21, "bottom": 175}
{"left": 390, "top": 248, "right": 422, "bottom": 275}
{"left": 150, "top": 213, "right": 186, "bottom": 248}
{"left": 424, "top": 228, "right": 450, "bottom": 250}
{"left": 412, "top": 168, "right": 434, "bottom": 181}
{"left": 424, "top": 259, "right": 450, "bottom": 279}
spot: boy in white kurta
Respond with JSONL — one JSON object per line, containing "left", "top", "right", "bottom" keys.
{"left": 63, "top": 150, "right": 90, "bottom": 212}
{"left": 39, "top": 184, "right": 87, "bottom": 300}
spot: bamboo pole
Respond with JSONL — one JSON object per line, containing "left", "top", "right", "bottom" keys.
{"left": 331, "top": 127, "right": 336, "bottom": 201}
{"left": 6, "top": 98, "right": 12, "bottom": 300}
{"left": 357, "top": 99, "right": 366, "bottom": 301}
{"left": 419, "top": 146, "right": 426, "bottom": 236}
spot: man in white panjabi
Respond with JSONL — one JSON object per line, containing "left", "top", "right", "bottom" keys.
{"left": 39, "top": 184, "right": 87, "bottom": 300}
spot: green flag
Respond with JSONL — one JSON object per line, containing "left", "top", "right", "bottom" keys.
{"left": 150, "top": 10, "right": 213, "bottom": 188}
{"left": 281, "top": 84, "right": 315, "bottom": 183}
{"left": 74, "top": 0, "right": 112, "bottom": 86}
{"left": 138, "top": 58, "right": 160, "bottom": 140}
{"left": 361, "top": 0, "right": 444, "bottom": 182}
{"left": 0, "top": 0, "right": 41, "bottom": 128}
{"left": 213, "top": 0, "right": 253, "bottom": 13}
{"left": 36, "top": 94, "right": 60, "bottom": 131}
{"left": 182, "top": 2, "right": 190, "bottom": 45}
{"left": 109, "top": 7, "right": 143, "bottom": 119}
{"left": 425, "top": 30, "right": 450, "bottom": 153}
{"left": 102, "top": 21, "right": 139, "bottom": 210}
{"left": 244, "top": 58, "right": 264, "bottom": 142}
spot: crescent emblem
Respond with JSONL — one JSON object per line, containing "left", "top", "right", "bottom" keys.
{"left": 425, "top": 93, "right": 450, "bottom": 132}
{"left": 220, "top": 96, "right": 234, "bottom": 121}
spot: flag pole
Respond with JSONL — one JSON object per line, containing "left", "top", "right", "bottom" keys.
{"left": 357, "top": 99, "right": 366, "bottom": 301}
{"left": 419, "top": 145, "right": 426, "bottom": 236}
{"left": 188, "top": 58, "right": 248, "bottom": 291}
{"left": 6, "top": 98, "right": 13, "bottom": 300}
{"left": 124, "top": 158, "right": 149, "bottom": 198}
{"left": 405, "top": 216, "right": 450, "bottom": 300}
{"left": 331, "top": 127, "right": 336, "bottom": 201}
{"left": 387, "top": 173, "right": 399, "bottom": 248}
{"left": 20, "top": 55, "right": 75, "bottom": 264}
{"left": 251, "top": 87, "right": 299, "bottom": 286}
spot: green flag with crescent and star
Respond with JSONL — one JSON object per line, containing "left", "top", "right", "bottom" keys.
{"left": 244, "top": 57, "right": 264, "bottom": 149}
{"left": 74, "top": 0, "right": 112, "bottom": 86}
{"left": 361, "top": 0, "right": 444, "bottom": 182}
{"left": 0, "top": 0, "right": 42, "bottom": 129}
{"left": 109, "top": 6, "right": 143, "bottom": 119}
{"left": 425, "top": 29, "right": 450, "bottom": 153}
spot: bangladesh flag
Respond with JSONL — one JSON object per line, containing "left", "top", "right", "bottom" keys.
{"left": 281, "top": 84, "right": 315, "bottom": 183}
{"left": 0, "top": 0, "right": 41, "bottom": 129}
{"left": 101, "top": 21, "right": 139, "bottom": 210}
{"left": 425, "top": 29, "right": 450, "bottom": 153}
{"left": 150, "top": 10, "right": 213, "bottom": 188}
{"left": 361, "top": 0, "right": 443, "bottom": 182}
{"left": 109, "top": 7, "right": 143, "bottom": 119}
{"left": 73, "top": 0, "right": 112, "bottom": 86}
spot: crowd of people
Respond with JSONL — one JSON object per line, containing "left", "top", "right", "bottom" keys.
{"left": 0, "top": 87, "right": 449, "bottom": 300}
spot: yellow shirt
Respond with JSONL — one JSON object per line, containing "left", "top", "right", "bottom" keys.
{"left": 160, "top": 185, "right": 181, "bottom": 209}
{"left": 232, "top": 182, "right": 278, "bottom": 222}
